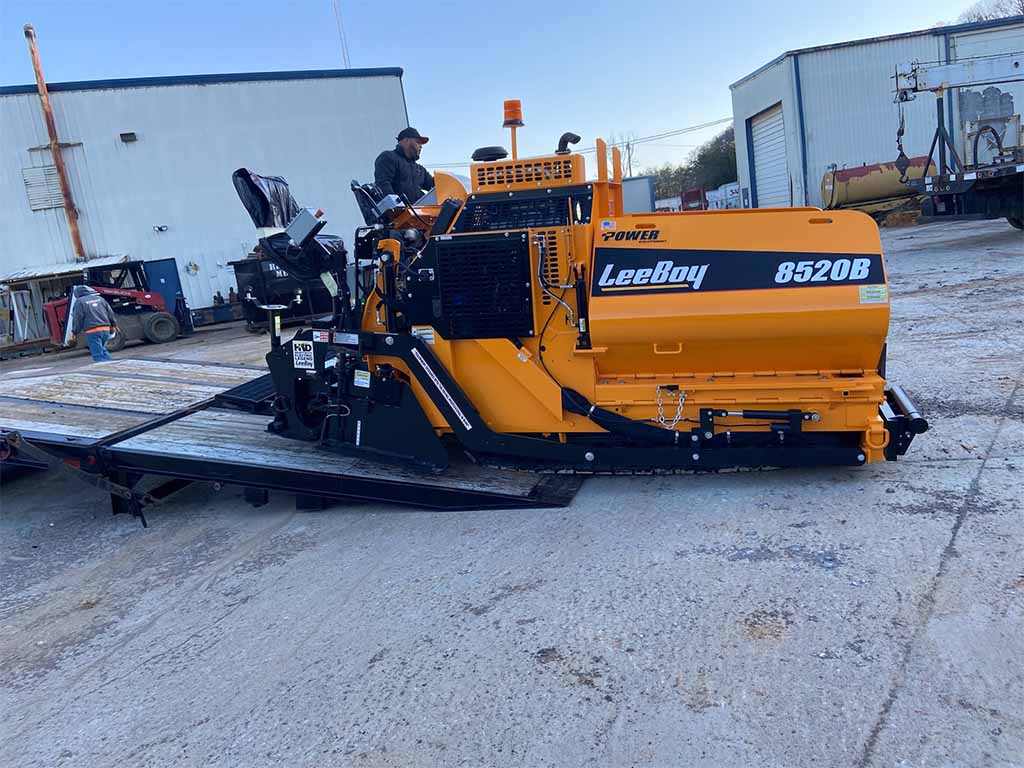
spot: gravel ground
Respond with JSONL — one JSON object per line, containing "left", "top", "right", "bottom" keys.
{"left": 1, "top": 219, "right": 1021, "bottom": 767}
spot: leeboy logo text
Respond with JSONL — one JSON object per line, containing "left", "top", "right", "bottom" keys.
{"left": 601, "top": 229, "right": 661, "bottom": 242}
{"left": 598, "top": 260, "right": 709, "bottom": 291}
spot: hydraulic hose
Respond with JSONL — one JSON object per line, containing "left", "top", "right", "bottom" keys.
{"left": 562, "top": 388, "right": 681, "bottom": 445}
{"left": 972, "top": 125, "right": 1003, "bottom": 169}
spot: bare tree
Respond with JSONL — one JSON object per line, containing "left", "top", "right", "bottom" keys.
{"left": 959, "top": 0, "right": 1024, "bottom": 21}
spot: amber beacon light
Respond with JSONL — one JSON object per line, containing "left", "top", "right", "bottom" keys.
{"left": 503, "top": 99, "right": 524, "bottom": 159}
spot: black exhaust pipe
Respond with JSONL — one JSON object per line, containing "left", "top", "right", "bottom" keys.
{"left": 556, "top": 132, "right": 581, "bottom": 155}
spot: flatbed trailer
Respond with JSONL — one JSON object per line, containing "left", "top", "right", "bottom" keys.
{"left": 907, "top": 161, "right": 1024, "bottom": 228}
{"left": 0, "top": 358, "right": 581, "bottom": 523}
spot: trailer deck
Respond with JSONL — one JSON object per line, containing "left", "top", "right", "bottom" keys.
{"left": 0, "top": 357, "right": 582, "bottom": 514}
{"left": 0, "top": 359, "right": 260, "bottom": 441}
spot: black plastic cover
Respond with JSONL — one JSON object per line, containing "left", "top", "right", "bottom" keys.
{"left": 428, "top": 198, "right": 463, "bottom": 236}
{"left": 471, "top": 146, "right": 508, "bottom": 162}
{"left": 258, "top": 232, "right": 347, "bottom": 284}
{"left": 233, "top": 168, "right": 301, "bottom": 229}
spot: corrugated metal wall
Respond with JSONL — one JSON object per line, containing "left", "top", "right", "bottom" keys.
{"left": 798, "top": 35, "right": 942, "bottom": 208}
{"left": 731, "top": 58, "right": 799, "bottom": 208}
{"left": 0, "top": 72, "right": 407, "bottom": 307}
{"left": 950, "top": 23, "right": 1024, "bottom": 166}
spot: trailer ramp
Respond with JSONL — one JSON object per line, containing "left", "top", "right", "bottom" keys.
{"left": 1, "top": 359, "right": 581, "bottom": 514}
{"left": 108, "top": 410, "right": 581, "bottom": 511}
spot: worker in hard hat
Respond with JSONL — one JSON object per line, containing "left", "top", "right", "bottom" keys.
{"left": 374, "top": 127, "right": 435, "bottom": 204}
{"left": 69, "top": 285, "right": 119, "bottom": 361}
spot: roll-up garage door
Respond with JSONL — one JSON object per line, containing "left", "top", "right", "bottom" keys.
{"left": 751, "top": 103, "right": 791, "bottom": 208}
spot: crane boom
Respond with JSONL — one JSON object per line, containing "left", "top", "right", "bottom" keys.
{"left": 895, "top": 52, "right": 1024, "bottom": 100}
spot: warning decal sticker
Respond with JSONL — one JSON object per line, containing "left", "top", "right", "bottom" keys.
{"left": 292, "top": 341, "right": 314, "bottom": 369}
{"left": 859, "top": 284, "right": 888, "bottom": 304}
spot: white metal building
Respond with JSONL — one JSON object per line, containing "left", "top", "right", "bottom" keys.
{"left": 621, "top": 175, "right": 656, "bottom": 213}
{"left": 0, "top": 68, "right": 409, "bottom": 307}
{"left": 730, "top": 16, "right": 1024, "bottom": 208}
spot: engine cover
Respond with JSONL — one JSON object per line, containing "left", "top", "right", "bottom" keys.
{"left": 405, "top": 231, "right": 535, "bottom": 340}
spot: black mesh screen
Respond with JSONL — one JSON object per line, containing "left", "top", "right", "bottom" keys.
{"left": 434, "top": 232, "right": 534, "bottom": 339}
{"left": 452, "top": 186, "right": 593, "bottom": 233}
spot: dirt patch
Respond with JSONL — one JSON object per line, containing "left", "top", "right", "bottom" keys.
{"left": 464, "top": 579, "right": 545, "bottom": 616}
{"left": 688, "top": 544, "right": 843, "bottom": 570}
{"left": 910, "top": 394, "right": 1018, "bottom": 419}
{"left": 572, "top": 669, "right": 600, "bottom": 688}
{"left": 880, "top": 211, "right": 919, "bottom": 228}
{"left": 534, "top": 647, "right": 563, "bottom": 664}
{"left": 742, "top": 610, "right": 794, "bottom": 641}
{"left": 675, "top": 668, "right": 716, "bottom": 712}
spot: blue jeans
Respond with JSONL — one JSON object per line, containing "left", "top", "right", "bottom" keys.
{"left": 86, "top": 330, "right": 113, "bottom": 361}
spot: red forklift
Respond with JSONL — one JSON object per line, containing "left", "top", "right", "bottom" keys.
{"left": 43, "top": 260, "right": 192, "bottom": 352}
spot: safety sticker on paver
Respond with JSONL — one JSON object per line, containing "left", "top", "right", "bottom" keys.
{"left": 859, "top": 284, "right": 888, "bottom": 304}
{"left": 292, "top": 341, "right": 315, "bottom": 369}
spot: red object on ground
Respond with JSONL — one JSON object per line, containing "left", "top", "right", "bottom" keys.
{"left": 681, "top": 188, "right": 707, "bottom": 211}
{"left": 44, "top": 287, "right": 167, "bottom": 345}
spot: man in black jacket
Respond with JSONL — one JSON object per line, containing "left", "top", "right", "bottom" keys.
{"left": 69, "top": 285, "right": 119, "bottom": 361}
{"left": 374, "top": 127, "right": 435, "bottom": 203}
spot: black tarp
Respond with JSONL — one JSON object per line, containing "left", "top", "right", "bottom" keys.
{"left": 258, "top": 233, "right": 347, "bottom": 284}
{"left": 232, "top": 167, "right": 347, "bottom": 283}
{"left": 232, "top": 168, "right": 301, "bottom": 229}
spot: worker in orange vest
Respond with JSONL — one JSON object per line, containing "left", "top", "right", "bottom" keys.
{"left": 69, "top": 285, "right": 119, "bottom": 361}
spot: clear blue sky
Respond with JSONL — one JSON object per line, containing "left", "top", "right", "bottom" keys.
{"left": 2, "top": 0, "right": 970, "bottom": 173}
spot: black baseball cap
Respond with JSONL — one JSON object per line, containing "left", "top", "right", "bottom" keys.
{"left": 397, "top": 127, "right": 429, "bottom": 144}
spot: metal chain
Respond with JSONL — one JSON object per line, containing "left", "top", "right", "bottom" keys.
{"left": 655, "top": 386, "right": 686, "bottom": 429}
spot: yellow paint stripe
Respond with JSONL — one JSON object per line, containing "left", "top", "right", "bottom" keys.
{"left": 599, "top": 283, "right": 690, "bottom": 292}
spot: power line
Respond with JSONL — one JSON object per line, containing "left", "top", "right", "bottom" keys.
{"left": 331, "top": 0, "right": 351, "bottom": 68}
{"left": 425, "top": 116, "right": 731, "bottom": 169}
{"left": 577, "top": 118, "right": 733, "bottom": 153}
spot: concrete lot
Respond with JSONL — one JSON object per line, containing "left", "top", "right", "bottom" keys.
{"left": 1, "top": 219, "right": 1021, "bottom": 767}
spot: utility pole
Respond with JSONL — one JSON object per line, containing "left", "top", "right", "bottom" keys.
{"left": 24, "top": 24, "right": 86, "bottom": 261}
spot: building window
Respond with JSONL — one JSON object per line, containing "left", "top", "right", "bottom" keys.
{"left": 22, "top": 165, "right": 64, "bottom": 211}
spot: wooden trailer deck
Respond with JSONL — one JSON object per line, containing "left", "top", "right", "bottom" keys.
{"left": 0, "top": 358, "right": 263, "bottom": 442}
{"left": 0, "top": 357, "right": 581, "bottom": 511}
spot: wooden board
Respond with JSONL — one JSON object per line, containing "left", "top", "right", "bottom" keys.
{"left": 116, "top": 409, "right": 543, "bottom": 496}
{"left": 0, "top": 358, "right": 264, "bottom": 442}
{"left": 0, "top": 359, "right": 573, "bottom": 506}
{"left": 0, "top": 373, "right": 224, "bottom": 414}
{"left": 0, "top": 401, "right": 150, "bottom": 440}
{"left": 97, "top": 359, "right": 263, "bottom": 387}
